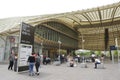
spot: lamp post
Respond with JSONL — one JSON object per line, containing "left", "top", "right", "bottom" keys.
{"left": 39, "top": 40, "right": 43, "bottom": 55}
{"left": 82, "top": 35, "right": 85, "bottom": 63}
{"left": 58, "top": 40, "right": 61, "bottom": 60}
{"left": 82, "top": 35, "right": 85, "bottom": 49}
{"left": 82, "top": 39, "right": 85, "bottom": 49}
{"left": 115, "top": 38, "right": 120, "bottom": 63}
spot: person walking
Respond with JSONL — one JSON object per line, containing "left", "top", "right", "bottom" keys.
{"left": 27, "top": 53, "right": 35, "bottom": 76}
{"left": 43, "top": 55, "right": 46, "bottom": 65}
{"left": 91, "top": 53, "right": 95, "bottom": 62}
{"left": 101, "top": 53, "right": 105, "bottom": 63}
{"left": 8, "top": 53, "right": 14, "bottom": 70}
{"left": 14, "top": 53, "right": 18, "bottom": 72}
{"left": 35, "top": 53, "right": 41, "bottom": 75}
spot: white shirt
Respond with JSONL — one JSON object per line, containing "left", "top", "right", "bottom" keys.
{"left": 91, "top": 54, "right": 95, "bottom": 57}
{"left": 95, "top": 59, "right": 101, "bottom": 63}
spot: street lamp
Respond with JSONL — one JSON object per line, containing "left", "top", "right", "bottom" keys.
{"left": 82, "top": 39, "right": 85, "bottom": 49}
{"left": 81, "top": 34, "right": 85, "bottom": 49}
{"left": 115, "top": 38, "right": 120, "bottom": 63}
{"left": 82, "top": 35, "right": 85, "bottom": 63}
{"left": 58, "top": 40, "right": 62, "bottom": 60}
{"left": 39, "top": 40, "right": 43, "bottom": 55}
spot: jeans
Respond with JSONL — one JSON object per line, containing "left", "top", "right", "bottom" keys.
{"left": 29, "top": 62, "right": 35, "bottom": 75}
{"left": 95, "top": 62, "right": 100, "bottom": 68}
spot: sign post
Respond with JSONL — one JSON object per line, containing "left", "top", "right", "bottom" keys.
{"left": 18, "top": 22, "right": 35, "bottom": 72}
{"left": 110, "top": 45, "right": 116, "bottom": 64}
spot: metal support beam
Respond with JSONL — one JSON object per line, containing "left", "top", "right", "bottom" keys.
{"left": 97, "top": 8, "right": 102, "bottom": 26}
{"left": 81, "top": 13, "right": 93, "bottom": 27}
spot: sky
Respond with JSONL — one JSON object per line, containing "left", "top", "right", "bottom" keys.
{"left": 0, "top": 0, "right": 119, "bottom": 19}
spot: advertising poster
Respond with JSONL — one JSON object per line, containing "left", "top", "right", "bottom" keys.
{"left": 18, "top": 22, "right": 35, "bottom": 72}
{"left": 20, "top": 22, "right": 35, "bottom": 45}
{"left": 19, "top": 44, "right": 32, "bottom": 66}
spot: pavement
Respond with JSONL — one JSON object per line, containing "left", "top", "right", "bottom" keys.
{"left": 0, "top": 61, "right": 120, "bottom": 80}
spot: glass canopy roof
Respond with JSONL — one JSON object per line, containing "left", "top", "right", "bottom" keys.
{"left": 0, "top": 2, "right": 120, "bottom": 50}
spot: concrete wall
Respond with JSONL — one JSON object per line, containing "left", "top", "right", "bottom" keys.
{"left": 0, "top": 36, "right": 19, "bottom": 62}
{"left": 0, "top": 36, "right": 6, "bottom": 61}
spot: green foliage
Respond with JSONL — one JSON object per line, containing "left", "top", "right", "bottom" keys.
{"left": 84, "top": 52, "right": 91, "bottom": 57}
{"left": 114, "top": 50, "right": 118, "bottom": 57}
{"left": 60, "top": 50, "right": 66, "bottom": 54}
{"left": 106, "top": 52, "right": 110, "bottom": 57}
{"left": 70, "top": 51, "right": 76, "bottom": 56}
{"left": 95, "top": 51, "right": 101, "bottom": 56}
{"left": 75, "top": 50, "right": 91, "bottom": 57}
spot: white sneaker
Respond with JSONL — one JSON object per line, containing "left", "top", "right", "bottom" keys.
{"left": 37, "top": 72, "right": 39, "bottom": 75}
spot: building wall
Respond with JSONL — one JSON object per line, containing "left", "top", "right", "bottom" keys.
{"left": 35, "top": 22, "right": 78, "bottom": 49}
{"left": 0, "top": 36, "right": 19, "bottom": 61}
{"left": 0, "top": 36, "right": 6, "bottom": 61}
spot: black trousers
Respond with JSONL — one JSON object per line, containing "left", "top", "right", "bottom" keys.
{"left": 91, "top": 58, "right": 95, "bottom": 62}
{"left": 35, "top": 62, "right": 40, "bottom": 72}
{"left": 43, "top": 59, "right": 46, "bottom": 65}
{"left": 8, "top": 61, "right": 14, "bottom": 70}
{"left": 14, "top": 60, "right": 17, "bottom": 71}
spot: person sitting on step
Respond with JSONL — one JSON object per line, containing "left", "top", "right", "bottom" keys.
{"left": 94, "top": 57, "right": 101, "bottom": 69}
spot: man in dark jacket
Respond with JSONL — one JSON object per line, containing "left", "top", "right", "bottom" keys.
{"left": 8, "top": 53, "right": 14, "bottom": 70}
{"left": 27, "top": 53, "right": 35, "bottom": 76}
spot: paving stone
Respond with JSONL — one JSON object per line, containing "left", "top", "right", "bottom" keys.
{"left": 0, "top": 62, "right": 120, "bottom": 80}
